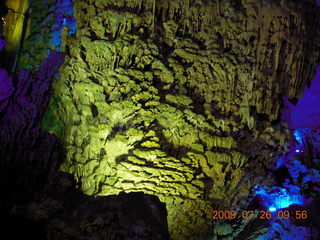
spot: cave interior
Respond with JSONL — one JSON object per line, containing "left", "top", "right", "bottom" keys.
{"left": 1, "top": 0, "right": 320, "bottom": 239}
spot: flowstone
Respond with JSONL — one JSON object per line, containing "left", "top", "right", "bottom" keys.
{"left": 43, "top": 0, "right": 320, "bottom": 239}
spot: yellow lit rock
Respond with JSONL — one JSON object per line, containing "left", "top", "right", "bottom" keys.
{"left": 3, "top": 0, "right": 30, "bottom": 71}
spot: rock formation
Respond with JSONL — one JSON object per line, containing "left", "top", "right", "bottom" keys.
{"left": 39, "top": 0, "right": 320, "bottom": 239}
{"left": 1, "top": 0, "right": 30, "bottom": 71}
{"left": 0, "top": 47, "right": 170, "bottom": 240}
{"left": 1, "top": 0, "right": 320, "bottom": 239}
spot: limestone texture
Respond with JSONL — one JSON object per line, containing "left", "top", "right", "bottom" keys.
{"left": 0, "top": 41, "right": 170, "bottom": 240}
{"left": 1, "top": 0, "right": 30, "bottom": 71}
{"left": 43, "top": 0, "right": 320, "bottom": 239}
{"left": 16, "top": 0, "right": 76, "bottom": 70}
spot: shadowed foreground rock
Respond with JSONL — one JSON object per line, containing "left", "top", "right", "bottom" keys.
{"left": 2, "top": 173, "right": 170, "bottom": 240}
{"left": 27, "top": 186, "right": 170, "bottom": 240}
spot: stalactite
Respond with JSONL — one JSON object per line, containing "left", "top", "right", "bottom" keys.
{"left": 36, "top": 0, "right": 320, "bottom": 239}
{"left": 152, "top": 0, "right": 155, "bottom": 34}
{"left": 2, "top": 0, "right": 30, "bottom": 71}
{"left": 138, "top": 0, "right": 143, "bottom": 12}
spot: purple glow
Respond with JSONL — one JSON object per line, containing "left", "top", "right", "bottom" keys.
{"left": 0, "top": 69, "right": 14, "bottom": 101}
{"left": 283, "top": 66, "right": 320, "bottom": 129}
{"left": 0, "top": 51, "right": 65, "bottom": 135}
{"left": 0, "top": 33, "right": 6, "bottom": 51}
{"left": 254, "top": 61, "right": 320, "bottom": 239}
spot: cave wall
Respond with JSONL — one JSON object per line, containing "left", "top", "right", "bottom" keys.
{"left": 2, "top": 0, "right": 30, "bottom": 71}
{"left": 0, "top": 39, "right": 171, "bottom": 240}
{"left": 39, "top": 0, "right": 320, "bottom": 239}
{"left": 14, "top": 0, "right": 76, "bottom": 70}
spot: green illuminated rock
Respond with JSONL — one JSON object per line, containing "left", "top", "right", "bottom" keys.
{"left": 42, "top": 0, "right": 320, "bottom": 239}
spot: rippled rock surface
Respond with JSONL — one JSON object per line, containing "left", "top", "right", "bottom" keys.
{"left": 39, "top": 0, "right": 320, "bottom": 239}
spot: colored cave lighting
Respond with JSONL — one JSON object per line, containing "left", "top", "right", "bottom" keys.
{"left": 268, "top": 207, "right": 277, "bottom": 212}
{"left": 0, "top": 33, "right": 6, "bottom": 51}
{"left": 256, "top": 219, "right": 311, "bottom": 240}
{"left": 49, "top": 0, "right": 76, "bottom": 50}
{"left": 284, "top": 66, "right": 320, "bottom": 129}
{"left": 0, "top": 69, "right": 13, "bottom": 95}
{"left": 293, "top": 129, "right": 304, "bottom": 145}
{"left": 255, "top": 186, "right": 305, "bottom": 211}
